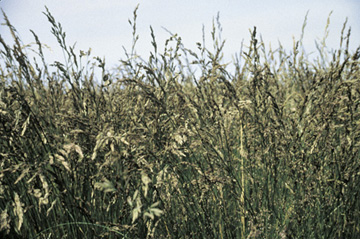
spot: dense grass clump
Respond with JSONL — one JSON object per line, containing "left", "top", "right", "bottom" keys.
{"left": 1, "top": 6, "right": 360, "bottom": 238}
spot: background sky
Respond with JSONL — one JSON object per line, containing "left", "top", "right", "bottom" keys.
{"left": 0, "top": 0, "right": 359, "bottom": 75}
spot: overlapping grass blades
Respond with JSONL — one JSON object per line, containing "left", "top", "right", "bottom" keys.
{"left": 0, "top": 6, "right": 359, "bottom": 238}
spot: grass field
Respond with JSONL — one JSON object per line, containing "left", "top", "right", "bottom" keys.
{"left": 1, "top": 6, "right": 360, "bottom": 238}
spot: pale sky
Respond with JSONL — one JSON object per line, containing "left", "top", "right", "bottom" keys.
{"left": 1, "top": 0, "right": 359, "bottom": 74}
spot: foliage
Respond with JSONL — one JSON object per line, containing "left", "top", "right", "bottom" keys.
{"left": 0, "top": 6, "right": 360, "bottom": 238}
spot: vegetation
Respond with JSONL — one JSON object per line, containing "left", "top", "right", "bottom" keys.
{"left": 1, "top": 6, "right": 359, "bottom": 238}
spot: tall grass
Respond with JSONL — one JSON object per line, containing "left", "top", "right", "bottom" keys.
{"left": 1, "top": 6, "right": 359, "bottom": 238}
